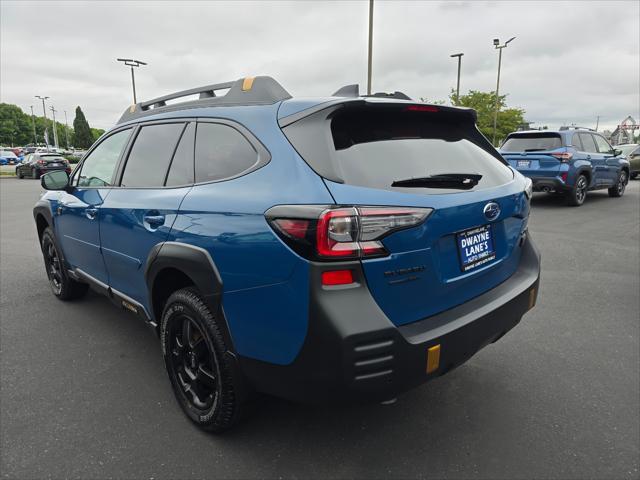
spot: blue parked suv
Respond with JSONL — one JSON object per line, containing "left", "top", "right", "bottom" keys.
{"left": 33, "top": 76, "right": 540, "bottom": 432}
{"left": 500, "top": 128, "right": 630, "bottom": 206}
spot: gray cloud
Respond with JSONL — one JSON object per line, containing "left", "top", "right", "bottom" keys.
{"left": 1, "top": 0, "right": 638, "bottom": 133}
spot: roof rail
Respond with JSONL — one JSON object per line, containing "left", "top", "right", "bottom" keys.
{"left": 559, "top": 125, "right": 595, "bottom": 131}
{"left": 117, "top": 76, "right": 291, "bottom": 124}
{"left": 331, "top": 84, "right": 412, "bottom": 101}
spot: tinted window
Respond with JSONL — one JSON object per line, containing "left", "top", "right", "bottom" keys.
{"left": 77, "top": 129, "right": 131, "bottom": 187}
{"left": 501, "top": 133, "right": 562, "bottom": 152}
{"left": 195, "top": 123, "right": 259, "bottom": 183}
{"left": 571, "top": 134, "right": 583, "bottom": 150}
{"left": 121, "top": 123, "right": 185, "bottom": 188}
{"left": 327, "top": 109, "right": 513, "bottom": 193}
{"left": 579, "top": 133, "right": 598, "bottom": 153}
{"left": 166, "top": 123, "right": 195, "bottom": 186}
{"left": 593, "top": 134, "right": 612, "bottom": 153}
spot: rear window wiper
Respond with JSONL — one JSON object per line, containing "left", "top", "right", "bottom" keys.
{"left": 392, "top": 173, "right": 482, "bottom": 190}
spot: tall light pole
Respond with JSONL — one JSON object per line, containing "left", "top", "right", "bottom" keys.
{"left": 29, "top": 105, "right": 37, "bottom": 145}
{"left": 117, "top": 58, "right": 147, "bottom": 104}
{"left": 64, "top": 110, "right": 71, "bottom": 148}
{"left": 492, "top": 36, "right": 516, "bottom": 146}
{"left": 35, "top": 95, "right": 49, "bottom": 151}
{"left": 49, "top": 105, "right": 59, "bottom": 150}
{"left": 367, "top": 0, "right": 374, "bottom": 95}
{"left": 450, "top": 52, "right": 463, "bottom": 105}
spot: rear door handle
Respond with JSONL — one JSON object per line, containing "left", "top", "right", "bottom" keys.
{"left": 85, "top": 207, "right": 98, "bottom": 220}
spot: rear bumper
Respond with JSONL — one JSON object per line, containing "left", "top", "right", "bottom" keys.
{"left": 239, "top": 234, "right": 541, "bottom": 404}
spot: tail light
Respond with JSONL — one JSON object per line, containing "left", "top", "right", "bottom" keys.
{"left": 37, "top": 160, "right": 46, "bottom": 165}
{"left": 267, "top": 205, "right": 432, "bottom": 261}
{"left": 551, "top": 152, "right": 573, "bottom": 162}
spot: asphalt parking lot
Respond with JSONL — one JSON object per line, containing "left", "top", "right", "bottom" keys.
{"left": 1, "top": 177, "right": 638, "bottom": 479}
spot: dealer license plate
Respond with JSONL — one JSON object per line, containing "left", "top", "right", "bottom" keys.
{"left": 456, "top": 224, "right": 496, "bottom": 272}
{"left": 516, "top": 160, "right": 530, "bottom": 168}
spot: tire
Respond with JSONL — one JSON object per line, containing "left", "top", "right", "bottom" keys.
{"left": 608, "top": 170, "right": 628, "bottom": 197}
{"left": 161, "top": 288, "right": 244, "bottom": 433}
{"left": 41, "top": 227, "right": 89, "bottom": 300}
{"left": 32, "top": 168, "right": 40, "bottom": 179}
{"left": 567, "top": 174, "right": 588, "bottom": 206}
{"left": 631, "top": 172, "right": 638, "bottom": 180}
{"left": 17, "top": 168, "right": 23, "bottom": 179}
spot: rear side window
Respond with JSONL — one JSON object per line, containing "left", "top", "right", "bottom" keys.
{"left": 165, "top": 123, "right": 195, "bottom": 187}
{"left": 323, "top": 108, "right": 512, "bottom": 193}
{"left": 77, "top": 129, "right": 131, "bottom": 187}
{"left": 195, "top": 123, "right": 259, "bottom": 183}
{"left": 121, "top": 123, "right": 185, "bottom": 188}
{"left": 579, "top": 133, "right": 598, "bottom": 153}
{"left": 501, "top": 133, "right": 562, "bottom": 152}
{"left": 571, "top": 134, "right": 583, "bottom": 150}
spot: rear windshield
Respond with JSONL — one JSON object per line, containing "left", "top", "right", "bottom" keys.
{"left": 326, "top": 108, "right": 513, "bottom": 192}
{"left": 501, "top": 133, "right": 563, "bottom": 152}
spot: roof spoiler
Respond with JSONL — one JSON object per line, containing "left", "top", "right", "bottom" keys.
{"left": 117, "top": 76, "right": 292, "bottom": 124}
{"left": 332, "top": 84, "right": 412, "bottom": 100}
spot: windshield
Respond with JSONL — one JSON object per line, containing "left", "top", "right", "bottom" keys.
{"left": 501, "top": 133, "right": 562, "bottom": 152}
{"left": 618, "top": 144, "right": 639, "bottom": 155}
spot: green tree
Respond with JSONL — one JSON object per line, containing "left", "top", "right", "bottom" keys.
{"left": 451, "top": 90, "right": 525, "bottom": 145}
{"left": 0, "top": 103, "right": 32, "bottom": 146}
{"left": 90, "top": 128, "right": 105, "bottom": 142}
{"left": 73, "top": 106, "right": 93, "bottom": 149}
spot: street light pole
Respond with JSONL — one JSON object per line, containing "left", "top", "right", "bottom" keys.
{"left": 450, "top": 53, "right": 464, "bottom": 105}
{"left": 367, "top": 0, "right": 374, "bottom": 95}
{"left": 35, "top": 95, "right": 50, "bottom": 151}
{"left": 492, "top": 36, "right": 516, "bottom": 146}
{"left": 64, "top": 110, "right": 71, "bottom": 148}
{"left": 49, "top": 106, "right": 59, "bottom": 150}
{"left": 117, "top": 58, "right": 147, "bottom": 104}
{"left": 29, "top": 106, "right": 37, "bottom": 145}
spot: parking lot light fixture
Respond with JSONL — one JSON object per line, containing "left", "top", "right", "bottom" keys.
{"left": 450, "top": 53, "right": 464, "bottom": 105}
{"left": 117, "top": 58, "right": 147, "bottom": 104}
{"left": 492, "top": 36, "right": 516, "bottom": 146}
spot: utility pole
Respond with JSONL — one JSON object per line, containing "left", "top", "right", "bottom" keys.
{"left": 450, "top": 53, "right": 464, "bottom": 105}
{"left": 492, "top": 37, "right": 516, "bottom": 146}
{"left": 29, "top": 105, "right": 37, "bottom": 144}
{"left": 367, "top": 0, "right": 374, "bottom": 95}
{"left": 117, "top": 58, "right": 147, "bottom": 104}
{"left": 595, "top": 115, "right": 600, "bottom": 132}
{"left": 35, "top": 95, "right": 50, "bottom": 151}
{"left": 49, "top": 105, "right": 59, "bottom": 150}
{"left": 64, "top": 110, "right": 71, "bottom": 149}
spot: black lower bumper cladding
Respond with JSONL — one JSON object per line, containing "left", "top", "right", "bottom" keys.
{"left": 240, "top": 235, "right": 541, "bottom": 404}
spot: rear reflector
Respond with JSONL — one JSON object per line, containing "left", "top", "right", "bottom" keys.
{"left": 321, "top": 270, "right": 354, "bottom": 286}
{"left": 426, "top": 344, "right": 441, "bottom": 374}
{"left": 560, "top": 172, "right": 568, "bottom": 183}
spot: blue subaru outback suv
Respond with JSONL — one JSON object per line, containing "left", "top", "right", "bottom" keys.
{"left": 34, "top": 76, "right": 540, "bottom": 432}
{"left": 500, "top": 128, "right": 630, "bottom": 206}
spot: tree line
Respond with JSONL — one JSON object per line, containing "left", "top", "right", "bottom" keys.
{"left": 0, "top": 103, "right": 105, "bottom": 149}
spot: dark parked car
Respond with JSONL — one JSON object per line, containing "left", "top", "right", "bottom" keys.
{"left": 16, "top": 153, "right": 70, "bottom": 179}
{"left": 33, "top": 76, "right": 540, "bottom": 432}
{"left": 617, "top": 144, "right": 640, "bottom": 179}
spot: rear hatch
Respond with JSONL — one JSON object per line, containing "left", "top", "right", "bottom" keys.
{"left": 39, "top": 155, "right": 67, "bottom": 168}
{"left": 281, "top": 100, "right": 529, "bottom": 327}
{"left": 500, "top": 132, "right": 565, "bottom": 178}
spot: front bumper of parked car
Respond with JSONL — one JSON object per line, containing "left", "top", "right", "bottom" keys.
{"left": 239, "top": 233, "right": 541, "bottom": 404}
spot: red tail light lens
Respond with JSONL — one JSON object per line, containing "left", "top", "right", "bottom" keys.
{"left": 405, "top": 105, "right": 439, "bottom": 113}
{"left": 551, "top": 152, "right": 573, "bottom": 162}
{"left": 37, "top": 160, "right": 46, "bottom": 165}
{"left": 267, "top": 205, "right": 432, "bottom": 261}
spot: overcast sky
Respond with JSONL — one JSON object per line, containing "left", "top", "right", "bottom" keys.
{"left": 1, "top": 1, "right": 638, "bottom": 133}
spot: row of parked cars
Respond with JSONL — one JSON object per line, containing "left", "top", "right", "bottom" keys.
{"left": 0, "top": 146, "right": 86, "bottom": 166}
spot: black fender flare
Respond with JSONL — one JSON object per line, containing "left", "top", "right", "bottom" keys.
{"left": 574, "top": 166, "right": 593, "bottom": 186}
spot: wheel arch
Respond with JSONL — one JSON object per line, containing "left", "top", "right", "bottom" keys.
{"left": 574, "top": 166, "right": 592, "bottom": 185}
{"left": 145, "top": 242, "right": 232, "bottom": 344}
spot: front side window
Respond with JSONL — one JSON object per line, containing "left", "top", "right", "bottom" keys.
{"left": 120, "top": 123, "right": 185, "bottom": 188}
{"left": 593, "top": 134, "right": 612, "bottom": 154}
{"left": 195, "top": 123, "right": 259, "bottom": 183}
{"left": 77, "top": 129, "right": 131, "bottom": 187}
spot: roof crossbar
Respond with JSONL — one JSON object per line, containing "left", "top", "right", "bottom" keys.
{"left": 117, "top": 76, "right": 291, "bottom": 124}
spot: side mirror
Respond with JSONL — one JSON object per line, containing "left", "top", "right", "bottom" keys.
{"left": 613, "top": 149, "right": 623, "bottom": 156}
{"left": 41, "top": 170, "right": 70, "bottom": 190}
